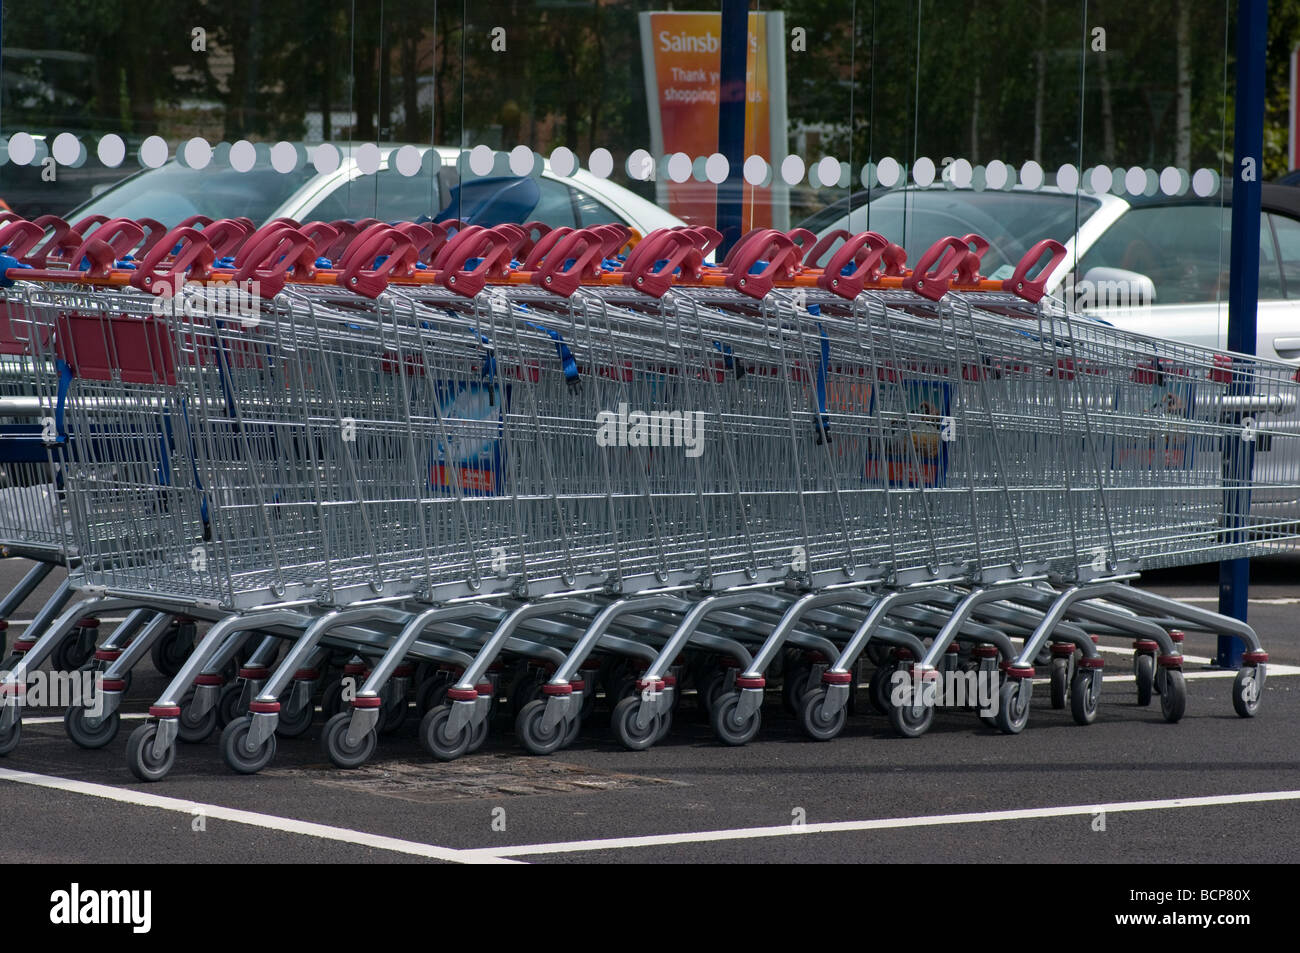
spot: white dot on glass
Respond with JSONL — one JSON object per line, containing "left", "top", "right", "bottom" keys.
{"left": 876, "top": 156, "right": 901, "bottom": 188}
{"left": 52, "top": 133, "right": 81, "bottom": 166}
{"left": 588, "top": 148, "right": 613, "bottom": 179}
{"left": 705, "top": 153, "right": 730, "bottom": 184}
{"left": 1019, "top": 160, "right": 1044, "bottom": 190}
{"left": 183, "top": 137, "right": 212, "bottom": 170}
{"left": 1088, "top": 165, "right": 1112, "bottom": 194}
{"left": 549, "top": 147, "right": 576, "bottom": 177}
{"left": 950, "top": 158, "right": 973, "bottom": 188}
{"left": 669, "top": 152, "right": 694, "bottom": 183}
{"left": 781, "top": 155, "right": 806, "bottom": 186}
{"left": 7, "top": 133, "right": 35, "bottom": 167}
{"left": 817, "top": 155, "right": 840, "bottom": 188}
{"left": 466, "top": 144, "right": 493, "bottom": 177}
{"left": 626, "top": 149, "right": 653, "bottom": 181}
{"left": 986, "top": 160, "right": 1008, "bottom": 190}
{"left": 313, "top": 142, "right": 341, "bottom": 175}
{"left": 395, "top": 145, "right": 423, "bottom": 177}
{"left": 97, "top": 134, "right": 126, "bottom": 168}
{"left": 1125, "top": 166, "right": 1147, "bottom": 196}
{"left": 270, "top": 141, "right": 299, "bottom": 174}
{"left": 139, "top": 135, "right": 168, "bottom": 168}
{"left": 743, "top": 155, "right": 767, "bottom": 186}
{"left": 1056, "top": 163, "right": 1079, "bottom": 193}
{"left": 1159, "top": 166, "right": 1183, "bottom": 196}
{"left": 1192, "top": 168, "right": 1217, "bottom": 197}
{"left": 229, "top": 140, "right": 256, "bottom": 173}
{"left": 509, "top": 145, "right": 535, "bottom": 177}
{"left": 912, "top": 156, "right": 936, "bottom": 187}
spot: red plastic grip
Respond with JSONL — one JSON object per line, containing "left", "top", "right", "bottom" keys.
{"left": 0, "top": 220, "right": 49, "bottom": 261}
{"left": 621, "top": 230, "right": 704, "bottom": 297}
{"left": 804, "top": 229, "right": 849, "bottom": 268}
{"left": 336, "top": 225, "right": 418, "bottom": 297}
{"left": 903, "top": 235, "right": 970, "bottom": 301}
{"left": 203, "top": 219, "right": 255, "bottom": 258}
{"left": 71, "top": 218, "right": 146, "bottom": 277}
{"left": 724, "top": 229, "right": 800, "bottom": 299}
{"left": 516, "top": 221, "right": 552, "bottom": 260}
{"left": 531, "top": 227, "right": 606, "bottom": 297}
{"left": 521, "top": 226, "right": 574, "bottom": 271}
{"left": 816, "top": 230, "right": 891, "bottom": 299}
{"left": 129, "top": 226, "right": 216, "bottom": 294}
{"left": 1003, "top": 239, "right": 1067, "bottom": 303}
{"left": 433, "top": 226, "right": 513, "bottom": 297}
{"left": 235, "top": 225, "right": 318, "bottom": 296}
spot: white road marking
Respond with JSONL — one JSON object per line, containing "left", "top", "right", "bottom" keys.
{"left": 0, "top": 767, "right": 521, "bottom": 865}
{"left": 1169, "top": 596, "right": 1300, "bottom": 605}
{"left": 462, "top": 789, "right": 1300, "bottom": 860}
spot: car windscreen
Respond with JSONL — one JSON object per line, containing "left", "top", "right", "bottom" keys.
{"left": 66, "top": 163, "right": 318, "bottom": 227}
{"left": 810, "top": 190, "right": 1101, "bottom": 275}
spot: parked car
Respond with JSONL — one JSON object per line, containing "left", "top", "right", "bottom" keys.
{"left": 801, "top": 183, "right": 1300, "bottom": 366}
{"left": 62, "top": 144, "right": 683, "bottom": 238}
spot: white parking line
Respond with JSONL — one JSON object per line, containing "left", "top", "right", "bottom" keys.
{"left": 0, "top": 767, "right": 520, "bottom": 865}
{"left": 460, "top": 789, "right": 1300, "bottom": 860}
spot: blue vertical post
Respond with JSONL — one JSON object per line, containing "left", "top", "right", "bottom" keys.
{"left": 1218, "top": 0, "right": 1268, "bottom": 668}
{"left": 716, "top": 0, "right": 749, "bottom": 258}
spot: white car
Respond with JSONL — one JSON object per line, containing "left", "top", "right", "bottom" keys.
{"left": 801, "top": 183, "right": 1300, "bottom": 365}
{"left": 65, "top": 144, "right": 684, "bottom": 239}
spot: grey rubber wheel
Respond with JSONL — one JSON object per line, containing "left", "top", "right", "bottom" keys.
{"left": 1049, "top": 657, "right": 1069, "bottom": 709}
{"left": 711, "top": 692, "right": 761, "bottom": 746}
{"left": 415, "top": 674, "right": 449, "bottom": 716}
{"left": 888, "top": 694, "right": 934, "bottom": 738}
{"left": 798, "top": 687, "right": 846, "bottom": 741}
{"left": 1070, "top": 669, "right": 1100, "bottom": 725}
{"left": 1134, "top": 654, "right": 1155, "bottom": 707}
{"left": 995, "top": 679, "right": 1031, "bottom": 734}
{"left": 322, "top": 711, "right": 376, "bottom": 768}
{"left": 151, "top": 624, "right": 193, "bottom": 678}
{"left": 1233, "top": 666, "right": 1261, "bottom": 718}
{"left": 562, "top": 712, "right": 582, "bottom": 748}
{"left": 65, "top": 706, "right": 120, "bottom": 749}
{"left": 420, "top": 704, "right": 471, "bottom": 761}
{"left": 275, "top": 694, "right": 316, "bottom": 738}
{"left": 220, "top": 715, "right": 276, "bottom": 774}
{"left": 869, "top": 662, "right": 898, "bottom": 715}
{"left": 53, "top": 627, "right": 95, "bottom": 672}
{"left": 215, "top": 681, "right": 244, "bottom": 728}
{"left": 611, "top": 695, "right": 660, "bottom": 750}
{"left": 177, "top": 688, "right": 219, "bottom": 744}
{"left": 1160, "top": 669, "right": 1186, "bottom": 723}
{"left": 126, "top": 722, "right": 174, "bottom": 782}
{"left": 516, "top": 698, "right": 565, "bottom": 755}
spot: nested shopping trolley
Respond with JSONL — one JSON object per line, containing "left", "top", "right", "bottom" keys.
{"left": 0, "top": 212, "right": 1290, "bottom": 781}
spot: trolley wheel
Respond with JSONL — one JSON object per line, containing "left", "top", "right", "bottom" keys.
{"left": 419, "top": 705, "right": 471, "bottom": 761}
{"left": 995, "top": 679, "right": 1031, "bottom": 735}
{"left": 466, "top": 710, "right": 490, "bottom": 753}
{"left": 580, "top": 686, "right": 597, "bottom": 722}
{"left": 611, "top": 695, "right": 661, "bottom": 751}
{"left": 177, "top": 689, "right": 219, "bottom": 744}
{"left": 845, "top": 661, "right": 861, "bottom": 716}
{"left": 1233, "top": 666, "right": 1262, "bottom": 718}
{"left": 782, "top": 664, "right": 809, "bottom": 715}
{"left": 220, "top": 715, "right": 277, "bottom": 775}
{"left": 275, "top": 696, "right": 315, "bottom": 739}
{"left": 697, "top": 669, "right": 729, "bottom": 719}
{"left": 562, "top": 712, "right": 583, "bottom": 749}
{"left": 1049, "top": 658, "right": 1069, "bottom": 709}
{"left": 869, "top": 662, "right": 898, "bottom": 715}
{"left": 1160, "top": 669, "right": 1186, "bottom": 723}
{"left": 379, "top": 695, "right": 409, "bottom": 736}
{"left": 888, "top": 696, "right": 934, "bottom": 738}
{"left": 65, "top": 705, "right": 120, "bottom": 749}
{"left": 125, "top": 722, "right": 174, "bottom": 782}
{"left": 798, "top": 687, "right": 846, "bottom": 742}
{"left": 215, "top": 681, "right": 245, "bottom": 728}
{"left": 516, "top": 698, "right": 565, "bottom": 756}
{"left": 151, "top": 624, "right": 193, "bottom": 678}
{"left": 53, "top": 627, "right": 94, "bottom": 672}
{"left": 0, "top": 717, "right": 20, "bottom": 756}
{"left": 864, "top": 643, "right": 889, "bottom": 667}
{"left": 1069, "top": 669, "right": 1101, "bottom": 725}
{"left": 415, "top": 675, "right": 449, "bottom": 717}
{"left": 1134, "top": 654, "right": 1155, "bottom": 707}
{"left": 81, "top": 656, "right": 132, "bottom": 694}
{"left": 711, "top": 692, "right": 761, "bottom": 746}
{"left": 508, "top": 669, "right": 544, "bottom": 718}
{"left": 322, "top": 711, "right": 376, "bottom": 769}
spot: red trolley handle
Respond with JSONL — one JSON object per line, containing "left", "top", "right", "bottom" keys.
{"left": 130, "top": 226, "right": 216, "bottom": 294}
{"left": 725, "top": 228, "right": 801, "bottom": 299}
{"left": 430, "top": 224, "right": 487, "bottom": 272}
{"left": 0, "top": 220, "right": 51, "bottom": 261}
{"left": 531, "top": 227, "right": 608, "bottom": 297}
{"left": 203, "top": 219, "right": 256, "bottom": 258}
{"left": 903, "top": 235, "right": 971, "bottom": 301}
{"left": 516, "top": 221, "right": 552, "bottom": 260}
{"left": 235, "top": 225, "right": 319, "bottom": 297}
{"left": 71, "top": 218, "right": 147, "bottom": 278}
{"left": 816, "top": 231, "right": 893, "bottom": 299}
{"left": 521, "top": 226, "right": 574, "bottom": 271}
{"left": 804, "top": 229, "right": 849, "bottom": 268}
{"left": 177, "top": 214, "right": 215, "bottom": 231}
{"left": 1003, "top": 238, "right": 1067, "bottom": 303}
{"left": 336, "top": 225, "right": 419, "bottom": 298}
{"left": 433, "top": 226, "right": 514, "bottom": 298}
{"left": 621, "top": 229, "right": 704, "bottom": 298}
{"left": 298, "top": 221, "right": 342, "bottom": 256}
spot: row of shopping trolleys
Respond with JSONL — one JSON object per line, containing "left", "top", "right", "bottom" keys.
{"left": 0, "top": 210, "right": 1279, "bottom": 780}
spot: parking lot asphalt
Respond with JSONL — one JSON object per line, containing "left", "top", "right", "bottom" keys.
{"left": 0, "top": 557, "right": 1296, "bottom": 865}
